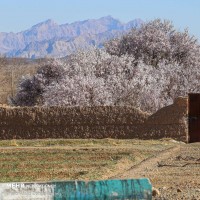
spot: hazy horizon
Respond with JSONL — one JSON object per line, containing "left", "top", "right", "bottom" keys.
{"left": 0, "top": 16, "right": 142, "bottom": 33}
{"left": 0, "top": 0, "right": 200, "bottom": 39}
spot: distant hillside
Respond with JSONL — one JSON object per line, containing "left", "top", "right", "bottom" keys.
{"left": 0, "top": 16, "right": 142, "bottom": 58}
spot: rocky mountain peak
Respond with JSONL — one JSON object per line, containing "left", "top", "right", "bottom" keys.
{"left": 34, "top": 19, "right": 57, "bottom": 26}
{"left": 0, "top": 16, "right": 143, "bottom": 58}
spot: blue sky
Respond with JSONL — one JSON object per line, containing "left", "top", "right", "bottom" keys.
{"left": 0, "top": 0, "right": 200, "bottom": 39}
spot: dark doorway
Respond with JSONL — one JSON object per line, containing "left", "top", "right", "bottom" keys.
{"left": 189, "top": 93, "right": 200, "bottom": 143}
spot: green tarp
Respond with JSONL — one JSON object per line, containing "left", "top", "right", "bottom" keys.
{"left": 0, "top": 178, "right": 152, "bottom": 200}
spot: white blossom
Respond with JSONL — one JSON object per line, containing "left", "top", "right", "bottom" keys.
{"left": 11, "top": 20, "right": 200, "bottom": 113}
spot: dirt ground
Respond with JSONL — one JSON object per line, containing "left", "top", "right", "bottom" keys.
{"left": 114, "top": 142, "right": 200, "bottom": 200}
{"left": 0, "top": 139, "right": 199, "bottom": 199}
{"left": 0, "top": 139, "right": 174, "bottom": 183}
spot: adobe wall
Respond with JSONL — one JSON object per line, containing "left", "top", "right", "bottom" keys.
{"left": 0, "top": 97, "right": 189, "bottom": 141}
{"left": 140, "top": 97, "right": 188, "bottom": 142}
{"left": 0, "top": 106, "right": 149, "bottom": 140}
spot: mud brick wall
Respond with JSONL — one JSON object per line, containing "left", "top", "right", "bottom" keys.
{"left": 0, "top": 97, "right": 188, "bottom": 141}
{"left": 0, "top": 106, "right": 149, "bottom": 139}
{"left": 140, "top": 97, "right": 188, "bottom": 142}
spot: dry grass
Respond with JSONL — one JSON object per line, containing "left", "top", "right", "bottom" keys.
{"left": 0, "top": 57, "right": 47, "bottom": 104}
{"left": 0, "top": 139, "right": 175, "bottom": 182}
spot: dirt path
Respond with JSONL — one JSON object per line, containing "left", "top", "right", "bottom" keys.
{"left": 0, "top": 146, "right": 142, "bottom": 151}
{"left": 113, "top": 143, "right": 200, "bottom": 200}
{"left": 112, "top": 145, "right": 180, "bottom": 179}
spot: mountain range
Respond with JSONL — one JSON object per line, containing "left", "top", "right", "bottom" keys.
{"left": 0, "top": 16, "right": 142, "bottom": 59}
